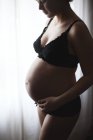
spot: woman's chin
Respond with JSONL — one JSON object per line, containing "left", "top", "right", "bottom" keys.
{"left": 43, "top": 11, "right": 54, "bottom": 18}
{"left": 45, "top": 13, "right": 54, "bottom": 18}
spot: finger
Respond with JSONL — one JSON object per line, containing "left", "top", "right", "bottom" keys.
{"left": 39, "top": 104, "right": 45, "bottom": 108}
{"left": 38, "top": 99, "right": 46, "bottom": 104}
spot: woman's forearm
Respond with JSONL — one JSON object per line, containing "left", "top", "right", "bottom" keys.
{"left": 57, "top": 74, "right": 93, "bottom": 106}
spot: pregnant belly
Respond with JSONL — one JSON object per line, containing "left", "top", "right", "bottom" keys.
{"left": 26, "top": 58, "right": 76, "bottom": 101}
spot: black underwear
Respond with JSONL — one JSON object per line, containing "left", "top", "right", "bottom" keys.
{"left": 48, "top": 96, "right": 81, "bottom": 117}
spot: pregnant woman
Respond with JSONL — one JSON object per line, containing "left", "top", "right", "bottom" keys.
{"left": 25, "top": 0, "right": 93, "bottom": 139}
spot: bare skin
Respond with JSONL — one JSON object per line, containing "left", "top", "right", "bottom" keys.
{"left": 38, "top": 108, "right": 79, "bottom": 140}
{"left": 26, "top": 57, "right": 79, "bottom": 140}
{"left": 26, "top": 58, "right": 76, "bottom": 101}
{"left": 25, "top": 0, "right": 93, "bottom": 140}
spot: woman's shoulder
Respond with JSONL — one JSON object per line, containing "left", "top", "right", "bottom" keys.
{"left": 68, "top": 19, "right": 91, "bottom": 39}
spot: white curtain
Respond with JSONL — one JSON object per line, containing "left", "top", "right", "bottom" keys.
{"left": 0, "top": 0, "right": 93, "bottom": 140}
{"left": 0, "top": 0, "right": 42, "bottom": 140}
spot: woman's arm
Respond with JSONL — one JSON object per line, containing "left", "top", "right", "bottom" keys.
{"left": 57, "top": 21, "right": 93, "bottom": 106}
{"left": 57, "top": 74, "right": 93, "bottom": 106}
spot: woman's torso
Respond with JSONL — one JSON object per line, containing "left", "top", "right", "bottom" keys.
{"left": 26, "top": 17, "right": 80, "bottom": 102}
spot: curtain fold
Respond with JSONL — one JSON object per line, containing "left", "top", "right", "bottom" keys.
{"left": 0, "top": 0, "right": 93, "bottom": 140}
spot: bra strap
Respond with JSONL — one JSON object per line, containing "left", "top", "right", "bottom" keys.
{"left": 42, "top": 18, "right": 53, "bottom": 34}
{"left": 47, "top": 18, "right": 53, "bottom": 27}
{"left": 66, "top": 19, "right": 82, "bottom": 33}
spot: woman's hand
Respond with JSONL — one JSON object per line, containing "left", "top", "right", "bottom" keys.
{"left": 37, "top": 96, "right": 60, "bottom": 113}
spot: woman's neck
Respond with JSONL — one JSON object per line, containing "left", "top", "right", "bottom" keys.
{"left": 54, "top": 5, "right": 77, "bottom": 24}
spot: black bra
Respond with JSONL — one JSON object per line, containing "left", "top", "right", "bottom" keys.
{"left": 33, "top": 18, "right": 81, "bottom": 68}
